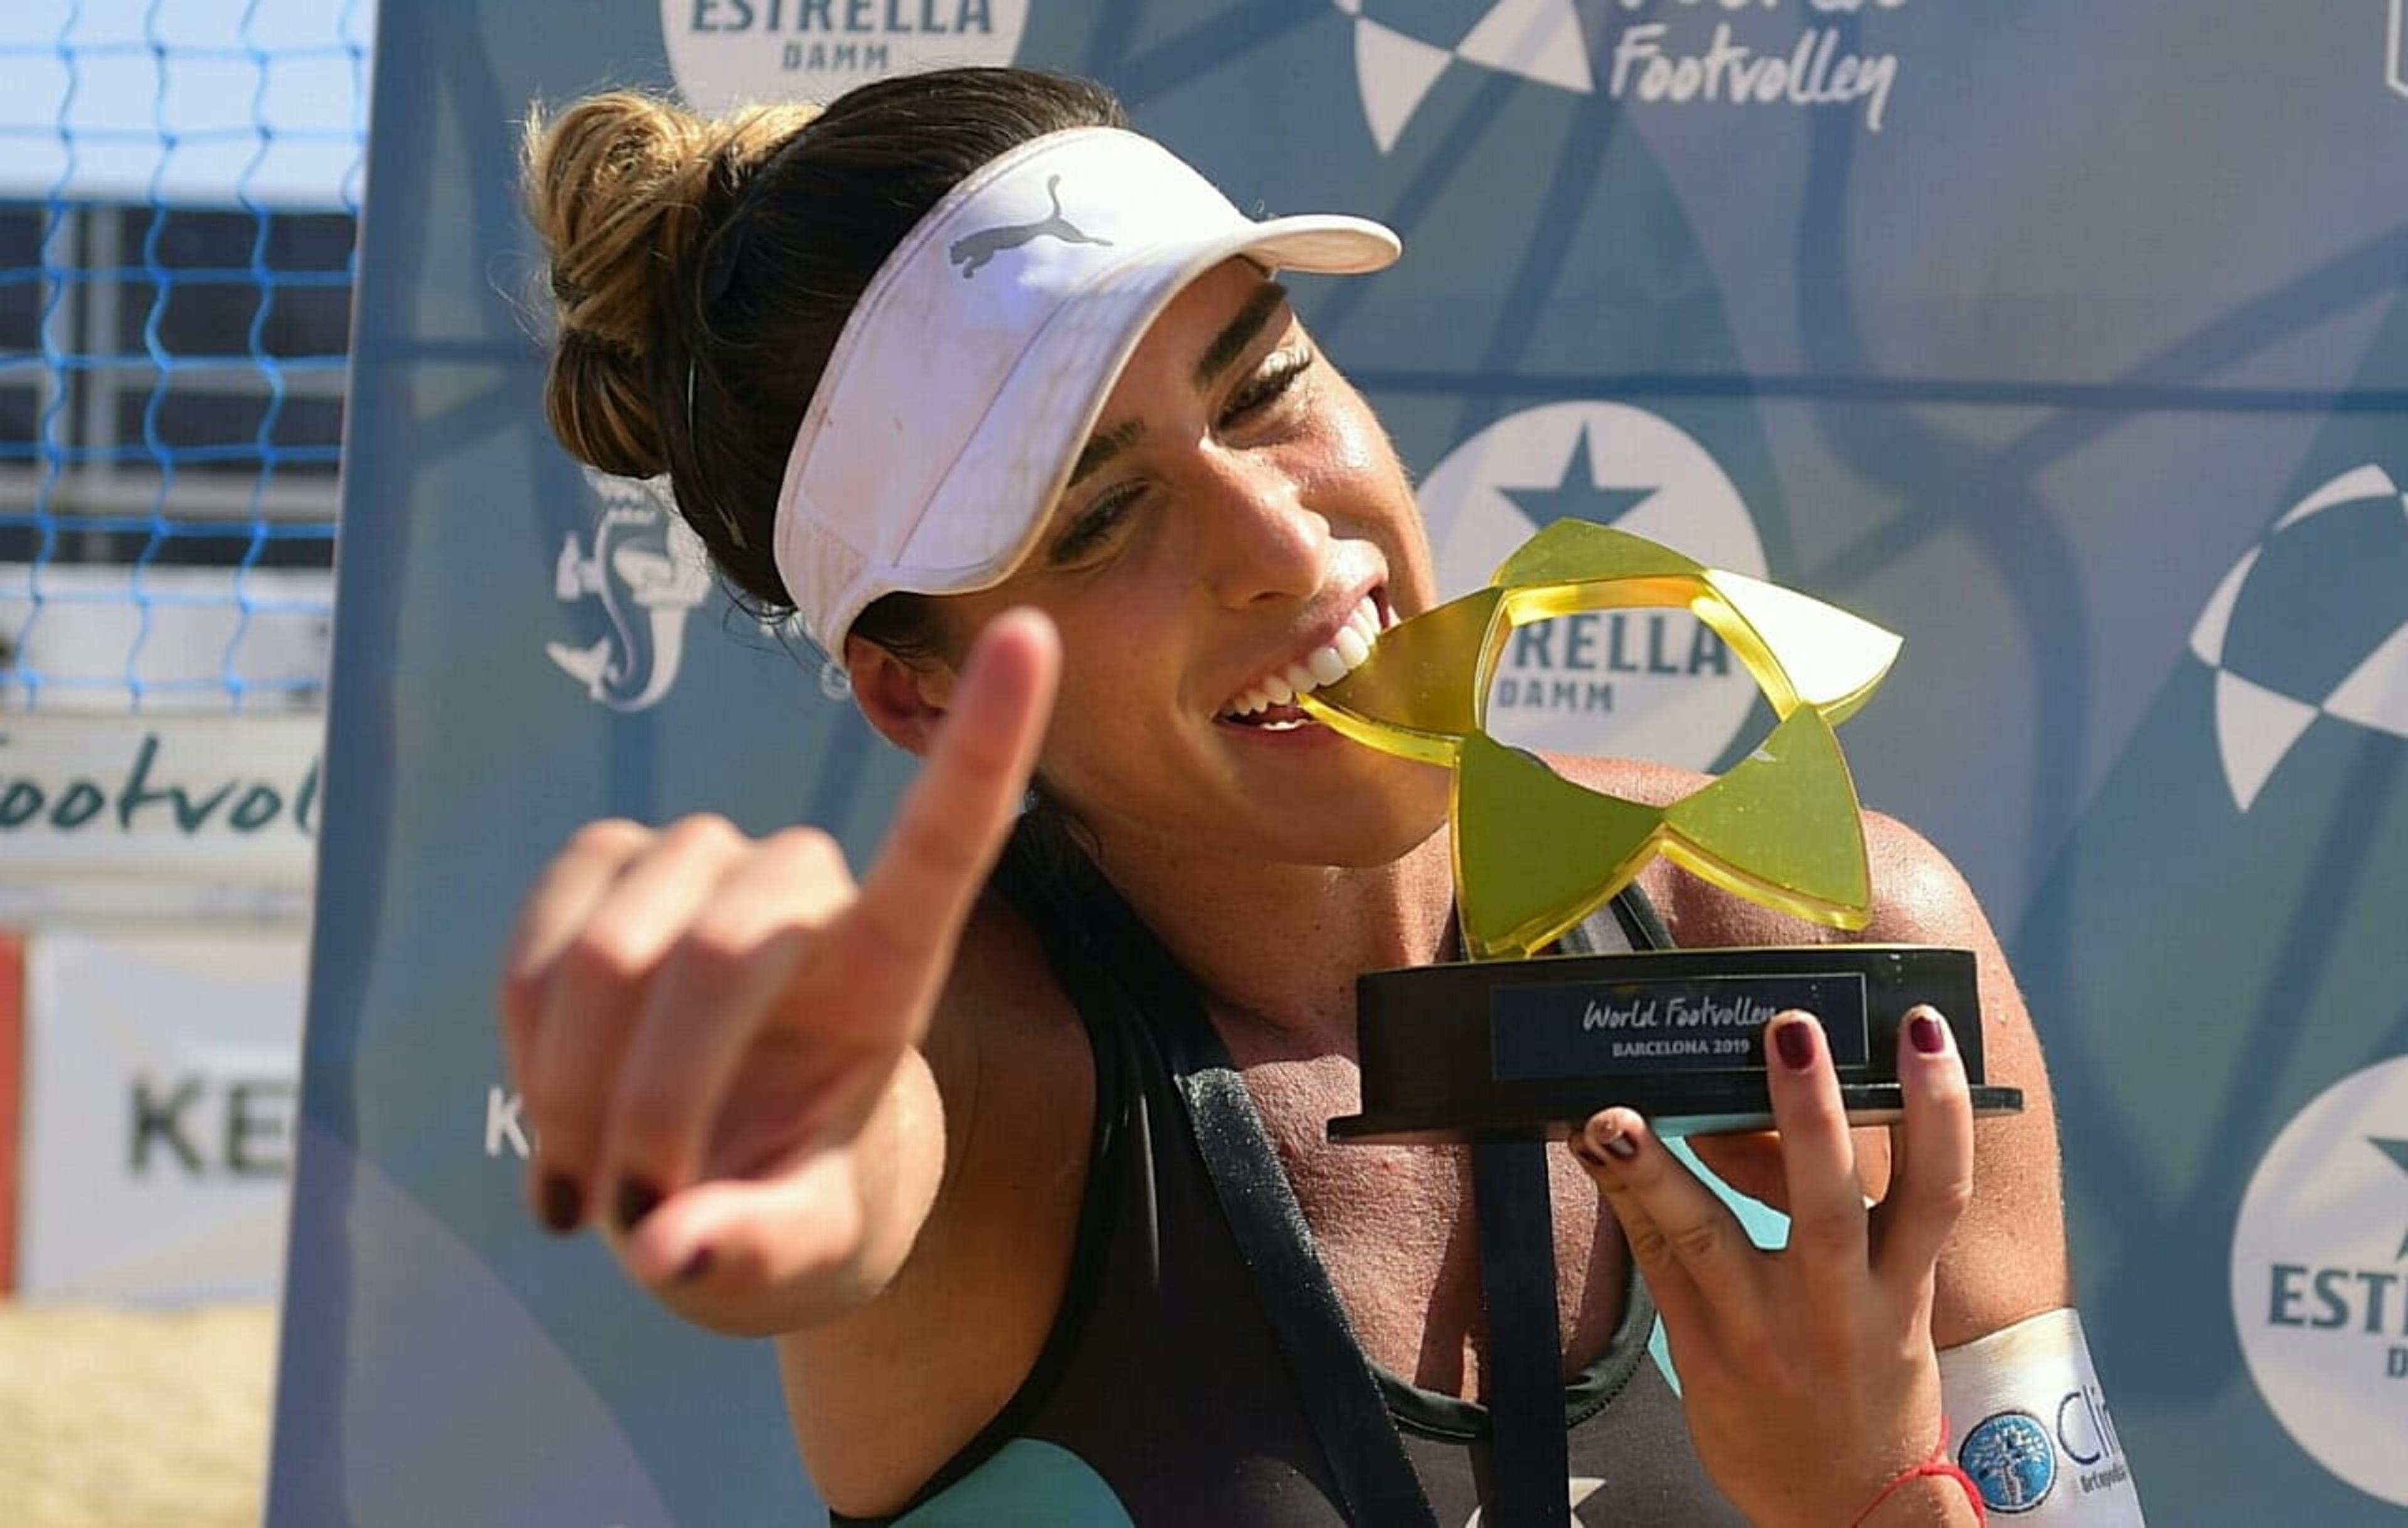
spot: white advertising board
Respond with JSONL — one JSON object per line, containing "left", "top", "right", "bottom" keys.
{"left": 18, "top": 926, "right": 305, "bottom": 1303}
{"left": 0, "top": 714, "right": 322, "bottom": 889}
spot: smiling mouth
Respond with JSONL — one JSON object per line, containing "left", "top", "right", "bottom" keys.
{"left": 1217, "top": 592, "right": 1396, "bottom": 732}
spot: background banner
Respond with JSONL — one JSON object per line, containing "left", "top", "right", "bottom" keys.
{"left": 18, "top": 927, "right": 306, "bottom": 1303}
{"left": 272, "top": 3, "right": 2408, "bottom": 1522}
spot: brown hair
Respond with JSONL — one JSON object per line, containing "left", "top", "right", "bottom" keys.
{"left": 522, "top": 68, "right": 1127, "bottom": 655}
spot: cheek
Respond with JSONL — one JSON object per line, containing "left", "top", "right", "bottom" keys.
{"left": 1301, "top": 390, "right": 1413, "bottom": 516}
{"left": 1040, "top": 618, "right": 1193, "bottom": 760}
{"left": 1299, "top": 381, "right": 1384, "bottom": 481}
{"left": 1032, "top": 678, "right": 1196, "bottom": 828}
{"left": 1321, "top": 399, "right": 1380, "bottom": 477}
{"left": 1041, "top": 587, "right": 1181, "bottom": 688}
{"left": 1304, "top": 396, "right": 1435, "bottom": 595}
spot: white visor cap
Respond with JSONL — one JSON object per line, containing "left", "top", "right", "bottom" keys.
{"left": 772, "top": 126, "right": 1401, "bottom": 652}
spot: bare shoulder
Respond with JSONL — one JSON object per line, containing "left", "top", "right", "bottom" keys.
{"left": 1544, "top": 753, "right": 1989, "bottom": 948}
{"left": 924, "top": 888, "right": 1099, "bottom": 1221}
{"left": 778, "top": 888, "right": 1096, "bottom": 1515}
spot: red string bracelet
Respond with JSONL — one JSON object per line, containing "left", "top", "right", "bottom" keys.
{"left": 1849, "top": 1415, "right": 1987, "bottom": 1526}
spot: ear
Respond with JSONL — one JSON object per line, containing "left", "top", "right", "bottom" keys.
{"left": 844, "top": 635, "right": 958, "bottom": 756}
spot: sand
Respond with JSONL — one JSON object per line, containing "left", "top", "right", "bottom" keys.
{"left": 0, "top": 1303, "right": 277, "bottom": 1528}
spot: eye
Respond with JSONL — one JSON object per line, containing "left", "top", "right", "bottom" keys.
{"left": 1221, "top": 345, "right": 1314, "bottom": 430}
{"left": 1047, "top": 481, "right": 1146, "bottom": 567}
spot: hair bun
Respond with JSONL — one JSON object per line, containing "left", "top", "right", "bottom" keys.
{"left": 524, "top": 90, "right": 818, "bottom": 474}
{"left": 546, "top": 326, "right": 665, "bottom": 478}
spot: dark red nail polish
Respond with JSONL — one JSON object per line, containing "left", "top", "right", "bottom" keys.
{"left": 539, "top": 1174, "right": 583, "bottom": 1234}
{"left": 1571, "top": 1135, "right": 1608, "bottom": 1168}
{"left": 1910, "top": 1012, "right": 1947, "bottom": 1056}
{"left": 615, "top": 1178, "right": 663, "bottom": 1233}
{"left": 1774, "top": 1020, "right": 1815, "bottom": 1071}
{"left": 676, "top": 1247, "right": 715, "bottom": 1284}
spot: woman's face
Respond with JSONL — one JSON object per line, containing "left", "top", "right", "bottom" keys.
{"left": 938, "top": 258, "right": 1453, "bottom": 871}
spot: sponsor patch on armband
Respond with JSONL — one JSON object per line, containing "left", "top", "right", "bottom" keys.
{"left": 1939, "top": 1309, "right": 2146, "bottom": 1522}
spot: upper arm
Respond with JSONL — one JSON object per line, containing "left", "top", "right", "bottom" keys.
{"left": 775, "top": 894, "right": 1096, "bottom": 1515}
{"left": 1682, "top": 807, "right": 2074, "bottom": 1339}
{"left": 1855, "top": 811, "right": 2072, "bottom": 1336}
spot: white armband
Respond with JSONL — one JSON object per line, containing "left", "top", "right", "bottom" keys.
{"left": 1939, "top": 1308, "right": 2145, "bottom": 1522}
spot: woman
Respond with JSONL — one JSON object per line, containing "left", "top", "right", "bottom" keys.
{"left": 509, "top": 66, "right": 2084, "bottom": 1525}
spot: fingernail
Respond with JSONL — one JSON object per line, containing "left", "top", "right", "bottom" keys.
{"left": 675, "top": 1246, "right": 715, "bottom": 1284}
{"left": 1571, "top": 1133, "right": 1608, "bottom": 1169}
{"left": 1773, "top": 1017, "right": 1816, "bottom": 1071}
{"left": 1587, "top": 1120, "right": 1639, "bottom": 1162}
{"left": 539, "top": 1174, "right": 583, "bottom": 1234}
{"left": 1909, "top": 1010, "right": 1948, "bottom": 1056}
{"left": 615, "top": 1178, "right": 663, "bottom": 1233}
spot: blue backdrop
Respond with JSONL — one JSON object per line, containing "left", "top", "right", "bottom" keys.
{"left": 272, "top": 4, "right": 2408, "bottom": 1523}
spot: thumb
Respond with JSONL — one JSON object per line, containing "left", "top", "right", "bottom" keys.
{"left": 851, "top": 607, "right": 1060, "bottom": 994}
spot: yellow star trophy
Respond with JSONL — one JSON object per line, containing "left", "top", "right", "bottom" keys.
{"left": 1311, "top": 520, "right": 2022, "bottom": 1143}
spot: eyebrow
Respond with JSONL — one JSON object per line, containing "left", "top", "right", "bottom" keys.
{"left": 1193, "top": 280, "right": 1291, "bottom": 391}
{"left": 1067, "top": 417, "right": 1143, "bottom": 489}
{"left": 1064, "top": 281, "right": 1296, "bottom": 491}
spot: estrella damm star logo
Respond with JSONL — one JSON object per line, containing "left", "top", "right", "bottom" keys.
{"left": 1299, "top": 518, "right": 1899, "bottom": 959}
{"left": 2232, "top": 1057, "right": 2408, "bottom": 1507}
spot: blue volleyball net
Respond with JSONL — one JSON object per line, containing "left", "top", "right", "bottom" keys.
{"left": 0, "top": 0, "right": 372, "bottom": 714}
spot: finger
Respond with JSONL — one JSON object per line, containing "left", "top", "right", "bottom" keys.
{"left": 850, "top": 607, "right": 1060, "bottom": 1013}
{"left": 1570, "top": 1123, "right": 1709, "bottom": 1356}
{"left": 1560, "top": 1113, "right": 1714, "bottom": 1349}
{"left": 616, "top": 1144, "right": 870, "bottom": 1305}
{"left": 522, "top": 815, "right": 748, "bottom": 1228}
{"left": 598, "top": 826, "right": 859, "bottom": 1218}
{"left": 1763, "top": 1012, "right": 1867, "bottom": 1273}
{"left": 1575, "top": 1108, "right": 1761, "bottom": 1322}
{"left": 1870, "top": 1005, "right": 1974, "bottom": 1290}
{"left": 498, "top": 818, "right": 652, "bottom": 1091}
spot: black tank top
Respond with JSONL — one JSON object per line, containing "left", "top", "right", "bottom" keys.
{"left": 833, "top": 823, "right": 1745, "bottom": 1527}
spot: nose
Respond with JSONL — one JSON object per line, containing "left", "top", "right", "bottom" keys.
{"left": 1191, "top": 451, "right": 1329, "bottom": 609}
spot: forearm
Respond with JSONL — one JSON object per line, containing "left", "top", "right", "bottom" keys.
{"left": 1859, "top": 814, "right": 2072, "bottom": 1344}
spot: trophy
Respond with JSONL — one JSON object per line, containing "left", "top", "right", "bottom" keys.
{"left": 1308, "top": 520, "right": 2023, "bottom": 1143}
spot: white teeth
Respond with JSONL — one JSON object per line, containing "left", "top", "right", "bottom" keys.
{"left": 1222, "top": 591, "right": 1389, "bottom": 721}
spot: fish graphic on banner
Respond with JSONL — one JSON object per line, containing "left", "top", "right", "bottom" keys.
{"left": 545, "top": 470, "right": 714, "bottom": 713}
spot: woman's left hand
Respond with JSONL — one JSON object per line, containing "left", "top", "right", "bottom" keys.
{"left": 1571, "top": 1006, "right": 1975, "bottom": 1527}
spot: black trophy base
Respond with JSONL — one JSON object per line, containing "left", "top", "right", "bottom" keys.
{"left": 1328, "top": 945, "right": 2022, "bottom": 1145}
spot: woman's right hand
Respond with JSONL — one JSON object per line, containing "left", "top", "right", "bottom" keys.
{"left": 498, "top": 608, "right": 1060, "bottom": 1330}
